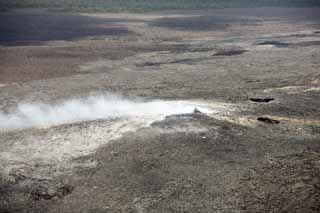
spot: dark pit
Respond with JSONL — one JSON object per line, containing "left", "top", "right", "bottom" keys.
{"left": 257, "top": 117, "right": 280, "bottom": 125}
{"left": 150, "top": 15, "right": 258, "bottom": 31}
{"left": 294, "top": 40, "right": 320, "bottom": 47}
{"left": 138, "top": 58, "right": 205, "bottom": 67}
{"left": 257, "top": 41, "right": 290, "bottom": 48}
{"left": 250, "top": 98, "right": 274, "bottom": 103}
{"left": 213, "top": 49, "right": 247, "bottom": 56}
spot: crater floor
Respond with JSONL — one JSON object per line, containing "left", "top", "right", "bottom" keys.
{"left": 0, "top": 7, "right": 320, "bottom": 212}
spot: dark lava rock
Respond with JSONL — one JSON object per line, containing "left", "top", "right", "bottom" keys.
{"left": 193, "top": 107, "right": 202, "bottom": 114}
{"left": 31, "top": 184, "right": 74, "bottom": 201}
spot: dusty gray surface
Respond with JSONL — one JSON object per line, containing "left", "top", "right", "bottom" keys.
{"left": 1, "top": 7, "right": 320, "bottom": 212}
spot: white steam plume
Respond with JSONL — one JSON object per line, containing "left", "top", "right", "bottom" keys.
{"left": 0, "top": 95, "right": 211, "bottom": 130}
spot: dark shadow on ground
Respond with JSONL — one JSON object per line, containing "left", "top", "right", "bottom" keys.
{"left": 150, "top": 15, "right": 258, "bottom": 31}
{"left": 150, "top": 7, "right": 320, "bottom": 31}
{"left": 0, "top": 11, "right": 130, "bottom": 46}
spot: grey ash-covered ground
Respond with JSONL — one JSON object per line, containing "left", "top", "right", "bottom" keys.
{"left": 1, "top": 7, "right": 320, "bottom": 212}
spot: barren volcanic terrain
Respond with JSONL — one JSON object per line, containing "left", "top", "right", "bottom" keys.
{"left": 1, "top": 7, "right": 320, "bottom": 212}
